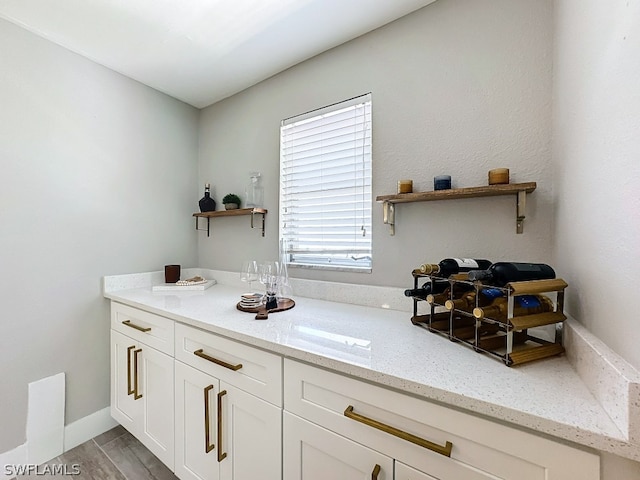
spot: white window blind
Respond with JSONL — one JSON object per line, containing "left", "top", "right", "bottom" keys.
{"left": 279, "top": 94, "right": 372, "bottom": 271}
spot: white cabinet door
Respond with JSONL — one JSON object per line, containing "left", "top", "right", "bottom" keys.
{"left": 175, "top": 361, "right": 221, "bottom": 480}
{"left": 138, "top": 341, "right": 175, "bottom": 470}
{"left": 395, "top": 463, "right": 439, "bottom": 480}
{"left": 110, "top": 329, "right": 174, "bottom": 470}
{"left": 219, "top": 383, "right": 281, "bottom": 480}
{"left": 284, "top": 359, "right": 598, "bottom": 480}
{"left": 111, "top": 330, "right": 141, "bottom": 433}
{"left": 283, "top": 412, "right": 393, "bottom": 480}
{"left": 395, "top": 460, "right": 502, "bottom": 480}
{"left": 176, "top": 361, "right": 282, "bottom": 480}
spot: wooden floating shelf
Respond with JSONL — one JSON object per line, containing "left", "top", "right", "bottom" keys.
{"left": 375, "top": 182, "right": 536, "bottom": 235}
{"left": 375, "top": 182, "right": 536, "bottom": 204}
{"left": 193, "top": 208, "right": 267, "bottom": 237}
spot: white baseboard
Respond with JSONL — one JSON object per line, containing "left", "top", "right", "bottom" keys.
{"left": 63, "top": 407, "right": 117, "bottom": 452}
{"left": 0, "top": 407, "right": 117, "bottom": 480}
{"left": 0, "top": 444, "right": 27, "bottom": 480}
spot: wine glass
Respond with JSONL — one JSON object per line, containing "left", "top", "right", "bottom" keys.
{"left": 259, "top": 261, "right": 279, "bottom": 309}
{"left": 240, "top": 260, "right": 258, "bottom": 292}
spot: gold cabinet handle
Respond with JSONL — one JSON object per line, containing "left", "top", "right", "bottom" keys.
{"left": 371, "top": 464, "right": 381, "bottom": 480}
{"left": 133, "top": 348, "right": 143, "bottom": 400}
{"left": 122, "top": 320, "right": 151, "bottom": 333}
{"left": 204, "top": 385, "right": 215, "bottom": 453}
{"left": 194, "top": 349, "right": 243, "bottom": 371}
{"left": 217, "top": 390, "right": 227, "bottom": 462}
{"left": 126, "top": 345, "right": 135, "bottom": 395}
{"left": 344, "top": 405, "right": 453, "bottom": 457}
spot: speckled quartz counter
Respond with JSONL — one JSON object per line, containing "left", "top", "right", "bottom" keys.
{"left": 103, "top": 269, "right": 640, "bottom": 462}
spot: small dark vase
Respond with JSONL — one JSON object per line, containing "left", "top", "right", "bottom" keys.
{"left": 199, "top": 184, "right": 216, "bottom": 213}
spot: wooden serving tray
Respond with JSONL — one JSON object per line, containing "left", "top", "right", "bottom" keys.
{"left": 236, "top": 298, "right": 295, "bottom": 320}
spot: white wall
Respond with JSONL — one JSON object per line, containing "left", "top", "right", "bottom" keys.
{"left": 0, "top": 19, "right": 199, "bottom": 452}
{"left": 3, "top": 0, "right": 639, "bottom": 474}
{"left": 552, "top": 0, "right": 640, "bottom": 371}
{"left": 198, "top": 0, "right": 554, "bottom": 288}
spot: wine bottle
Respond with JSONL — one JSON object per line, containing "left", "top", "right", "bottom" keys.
{"left": 467, "top": 262, "right": 555, "bottom": 286}
{"left": 199, "top": 183, "right": 216, "bottom": 213}
{"left": 419, "top": 258, "right": 492, "bottom": 277}
{"left": 444, "top": 287, "right": 505, "bottom": 312}
{"left": 403, "top": 279, "right": 450, "bottom": 299}
{"left": 473, "top": 294, "right": 554, "bottom": 320}
{"left": 425, "top": 281, "right": 476, "bottom": 305}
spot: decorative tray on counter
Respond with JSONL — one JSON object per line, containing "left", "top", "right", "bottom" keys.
{"left": 237, "top": 297, "right": 295, "bottom": 320}
{"left": 152, "top": 278, "right": 216, "bottom": 291}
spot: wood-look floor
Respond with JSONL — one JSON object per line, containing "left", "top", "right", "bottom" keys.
{"left": 13, "top": 426, "right": 178, "bottom": 479}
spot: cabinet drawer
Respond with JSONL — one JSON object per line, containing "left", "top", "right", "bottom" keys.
{"left": 175, "top": 323, "right": 282, "bottom": 407}
{"left": 284, "top": 359, "right": 599, "bottom": 480}
{"left": 111, "top": 303, "right": 174, "bottom": 355}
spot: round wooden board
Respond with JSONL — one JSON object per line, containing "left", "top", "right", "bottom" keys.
{"left": 236, "top": 298, "right": 295, "bottom": 319}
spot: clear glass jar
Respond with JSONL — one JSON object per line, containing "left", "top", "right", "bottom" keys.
{"left": 245, "top": 172, "right": 264, "bottom": 208}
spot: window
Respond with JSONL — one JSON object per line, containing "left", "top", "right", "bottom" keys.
{"left": 279, "top": 94, "right": 372, "bottom": 272}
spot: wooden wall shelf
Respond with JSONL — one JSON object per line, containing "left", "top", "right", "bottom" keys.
{"left": 193, "top": 208, "right": 267, "bottom": 237}
{"left": 375, "top": 182, "right": 536, "bottom": 235}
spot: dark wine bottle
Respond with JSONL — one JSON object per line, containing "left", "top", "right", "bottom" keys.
{"left": 419, "top": 258, "right": 492, "bottom": 277}
{"left": 444, "top": 287, "right": 505, "bottom": 312}
{"left": 467, "top": 262, "right": 556, "bottom": 286}
{"left": 199, "top": 183, "right": 216, "bottom": 213}
{"left": 473, "top": 294, "right": 555, "bottom": 320}
{"left": 425, "top": 282, "right": 476, "bottom": 305}
{"left": 403, "top": 279, "right": 450, "bottom": 299}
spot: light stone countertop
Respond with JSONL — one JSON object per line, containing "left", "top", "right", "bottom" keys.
{"left": 103, "top": 269, "right": 640, "bottom": 461}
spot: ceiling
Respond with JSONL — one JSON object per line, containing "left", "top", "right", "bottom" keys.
{"left": 0, "top": 0, "right": 437, "bottom": 108}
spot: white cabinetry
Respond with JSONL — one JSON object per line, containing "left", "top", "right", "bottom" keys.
{"left": 394, "top": 463, "right": 439, "bottom": 480}
{"left": 110, "top": 304, "right": 174, "bottom": 469}
{"left": 284, "top": 359, "right": 600, "bottom": 480}
{"left": 284, "top": 412, "right": 393, "bottom": 480}
{"left": 174, "top": 322, "right": 282, "bottom": 480}
{"left": 110, "top": 300, "right": 600, "bottom": 480}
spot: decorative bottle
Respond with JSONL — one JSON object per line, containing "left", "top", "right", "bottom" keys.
{"left": 245, "top": 172, "right": 264, "bottom": 208}
{"left": 199, "top": 183, "right": 216, "bottom": 213}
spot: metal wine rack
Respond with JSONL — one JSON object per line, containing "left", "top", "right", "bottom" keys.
{"left": 410, "top": 272, "right": 568, "bottom": 366}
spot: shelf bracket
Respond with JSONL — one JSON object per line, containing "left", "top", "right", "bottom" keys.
{"left": 195, "top": 216, "right": 211, "bottom": 237}
{"left": 382, "top": 201, "right": 395, "bottom": 236}
{"left": 516, "top": 190, "right": 526, "bottom": 234}
{"left": 250, "top": 211, "right": 266, "bottom": 237}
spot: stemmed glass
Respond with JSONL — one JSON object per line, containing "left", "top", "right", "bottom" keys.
{"left": 259, "top": 261, "right": 279, "bottom": 309}
{"left": 240, "top": 260, "right": 258, "bottom": 293}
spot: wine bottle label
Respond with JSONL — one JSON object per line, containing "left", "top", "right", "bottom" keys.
{"left": 452, "top": 258, "right": 480, "bottom": 268}
{"left": 516, "top": 295, "right": 541, "bottom": 308}
{"left": 513, "top": 263, "right": 544, "bottom": 272}
{"left": 480, "top": 288, "right": 504, "bottom": 299}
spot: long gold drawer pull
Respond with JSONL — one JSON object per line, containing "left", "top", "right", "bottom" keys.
{"left": 194, "top": 349, "right": 243, "bottom": 371}
{"left": 126, "top": 346, "right": 135, "bottom": 395}
{"left": 133, "top": 348, "right": 143, "bottom": 400}
{"left": 217, "top": 390, "right": 228, "bottom": 462}
{"left": 122, "top": 320, "right": 151, "bottom": 333}
{"left": 344, "top": 405, "right": 453, "bottom": 457}
{"left": 204, "top": 385, "right": 215, "bottom": 453}
{"left": 371, "top": 464, "right": 381, "bottom": 480}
